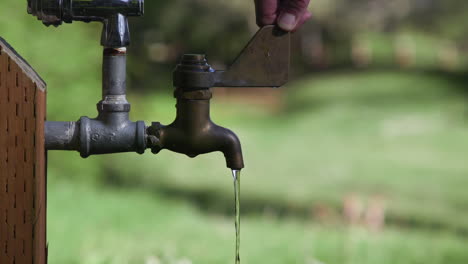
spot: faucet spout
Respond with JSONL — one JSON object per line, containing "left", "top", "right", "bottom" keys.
{"left": 148, "top": 89, "right": 244, "bottom": 170}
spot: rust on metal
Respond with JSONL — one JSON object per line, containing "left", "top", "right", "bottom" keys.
{"left": 103, "top": 47, "right": 127, "bottom": 56}
{"left": 0, "top": 37, "right": 47, "bottom": 264}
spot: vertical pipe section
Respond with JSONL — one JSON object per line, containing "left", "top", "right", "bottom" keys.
{"left": 102, "top": 47, "right": 127, "bottom": 97}
{"left": 99, "top": 47, "right": 130, "bottom": 113}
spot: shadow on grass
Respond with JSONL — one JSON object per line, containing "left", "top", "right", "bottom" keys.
{"left": 285, "top": 68, "right": 468, "bottom": 117}
{"left": 102, "top": 164, "right": 468, "bottom": 239}
{"left": 99, "top": 68, "right": 468, "bottom": 239}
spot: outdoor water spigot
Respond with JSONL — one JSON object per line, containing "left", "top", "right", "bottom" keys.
{"left": 148, "top": 87, "right": 245, "bottom": 170}
{"left": 148, "top": 26, "right": 290, "bottom": 170}
{"left": 27, "top": 0, "right": 144, "bottom": 47}
{"left": 32, "top": 1, "right": 290, "bottom": 172}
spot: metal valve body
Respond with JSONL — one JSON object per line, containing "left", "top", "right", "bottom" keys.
{"left": 148, "top": 54, "right": 245, "bottom": 169}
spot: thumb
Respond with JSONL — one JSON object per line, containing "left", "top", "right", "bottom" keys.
{"left": 278, "top": 0, "right": 311, "bottom": 31}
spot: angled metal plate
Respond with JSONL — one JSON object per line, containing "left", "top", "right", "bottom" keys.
{"left": 215, "top": 25, "right": 290, "bottom": 88}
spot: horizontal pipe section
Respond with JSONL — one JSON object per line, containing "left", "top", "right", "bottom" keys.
{"left": 45, "top": 121, "right": 79, "bottom": 150}
{"left": 70, "top": 0, "right": 144, "bottom": 18}
{"left": 44, "top": 117, "right": 146, "bottom": 156}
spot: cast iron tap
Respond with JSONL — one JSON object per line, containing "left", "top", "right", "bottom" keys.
{"left": 147, "top": 26, "right": 290, "bottom": 170}
{"left": 147, "top": 55, "right": 244, "bottom": 170}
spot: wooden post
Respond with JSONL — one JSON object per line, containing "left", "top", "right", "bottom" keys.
{"left": 0, "top": 38, "right": 47, "bottom": 264}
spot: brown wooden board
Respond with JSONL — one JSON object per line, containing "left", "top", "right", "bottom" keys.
{"left": 0, "top": 38, "right": 47, "bottom": 264}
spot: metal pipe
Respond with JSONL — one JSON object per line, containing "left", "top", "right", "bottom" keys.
{"left": 27, "top": 0, "right": 144, "bottom": 47}
{"left": 103, "top": 47, "right": 127, "bottom": 96}
{"left": 44, "top": 121, "right": 79, "bottom": 150}
{"left": 27, "top": 0, "right": 144, "bottom": 25}
{"left": 79, "top": 47, "right": 146, "bottom": 156}
{"left": 78, "top": 116, "right": 146, "bottom": 157}
{"left": 69, "top": 0, "right": 143, "bottom": 18}
{"left": 99, "top": 47, "right": 130, "bottom": 111}
{"left": 45, "top": 47, "right": 147, "bottom": 156}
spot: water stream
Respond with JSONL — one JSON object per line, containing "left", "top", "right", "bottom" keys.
{"left": 232, "top": 170, "right": 241, "bottom": 264}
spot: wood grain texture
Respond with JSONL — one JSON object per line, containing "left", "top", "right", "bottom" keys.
{"left": 0, "top": 38, "right": 47, "bottom": 264}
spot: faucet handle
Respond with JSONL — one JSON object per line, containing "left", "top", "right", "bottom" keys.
{"left": 174, "top": 26, "right": 290, "bottom": 90}
{"left": 214, "top": 25, "right": 290, "bottom": 88}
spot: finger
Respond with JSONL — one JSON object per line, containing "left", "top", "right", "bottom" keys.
{"left": 277, "top": 0, "right": 311, "bottom": 31}
{"left": 254, "top": 0, "right": 279, "bottom": 26}
{"left": 292, "top": 11, "right": 312, "bottom": 31}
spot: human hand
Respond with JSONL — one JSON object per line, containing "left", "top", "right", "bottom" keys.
{"left": 254, "top": 0, "right": 311, "bottom": 31}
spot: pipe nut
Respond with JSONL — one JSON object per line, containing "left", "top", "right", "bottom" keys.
{"left": 147, "top": 122, "right": 164, "bottom": 154}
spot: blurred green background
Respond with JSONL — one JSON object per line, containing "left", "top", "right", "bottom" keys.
{"left": 2, "top": 0, "right": 468, "bottom": 263}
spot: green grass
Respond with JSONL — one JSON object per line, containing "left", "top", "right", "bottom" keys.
{"left": 3, "top": 1, "right": 468, "bottom": 263}
{"left": 48, "top": 180, "right": 468, "bottom": 264}
{"left": 0, "top": 1, "right": 103, "bottom": 121}
{"left": 47, "top": 70, "right": 468, "bottom": 263}
{"left": 74, "top": 70, "right": 468, "bottom": 233}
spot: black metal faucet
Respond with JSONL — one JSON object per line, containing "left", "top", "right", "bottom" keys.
{"left": 148, "top": 55, "right": 245, "bottom": 169}
{"left": 28, "top": 0, "right": 290, "bottom": 170}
